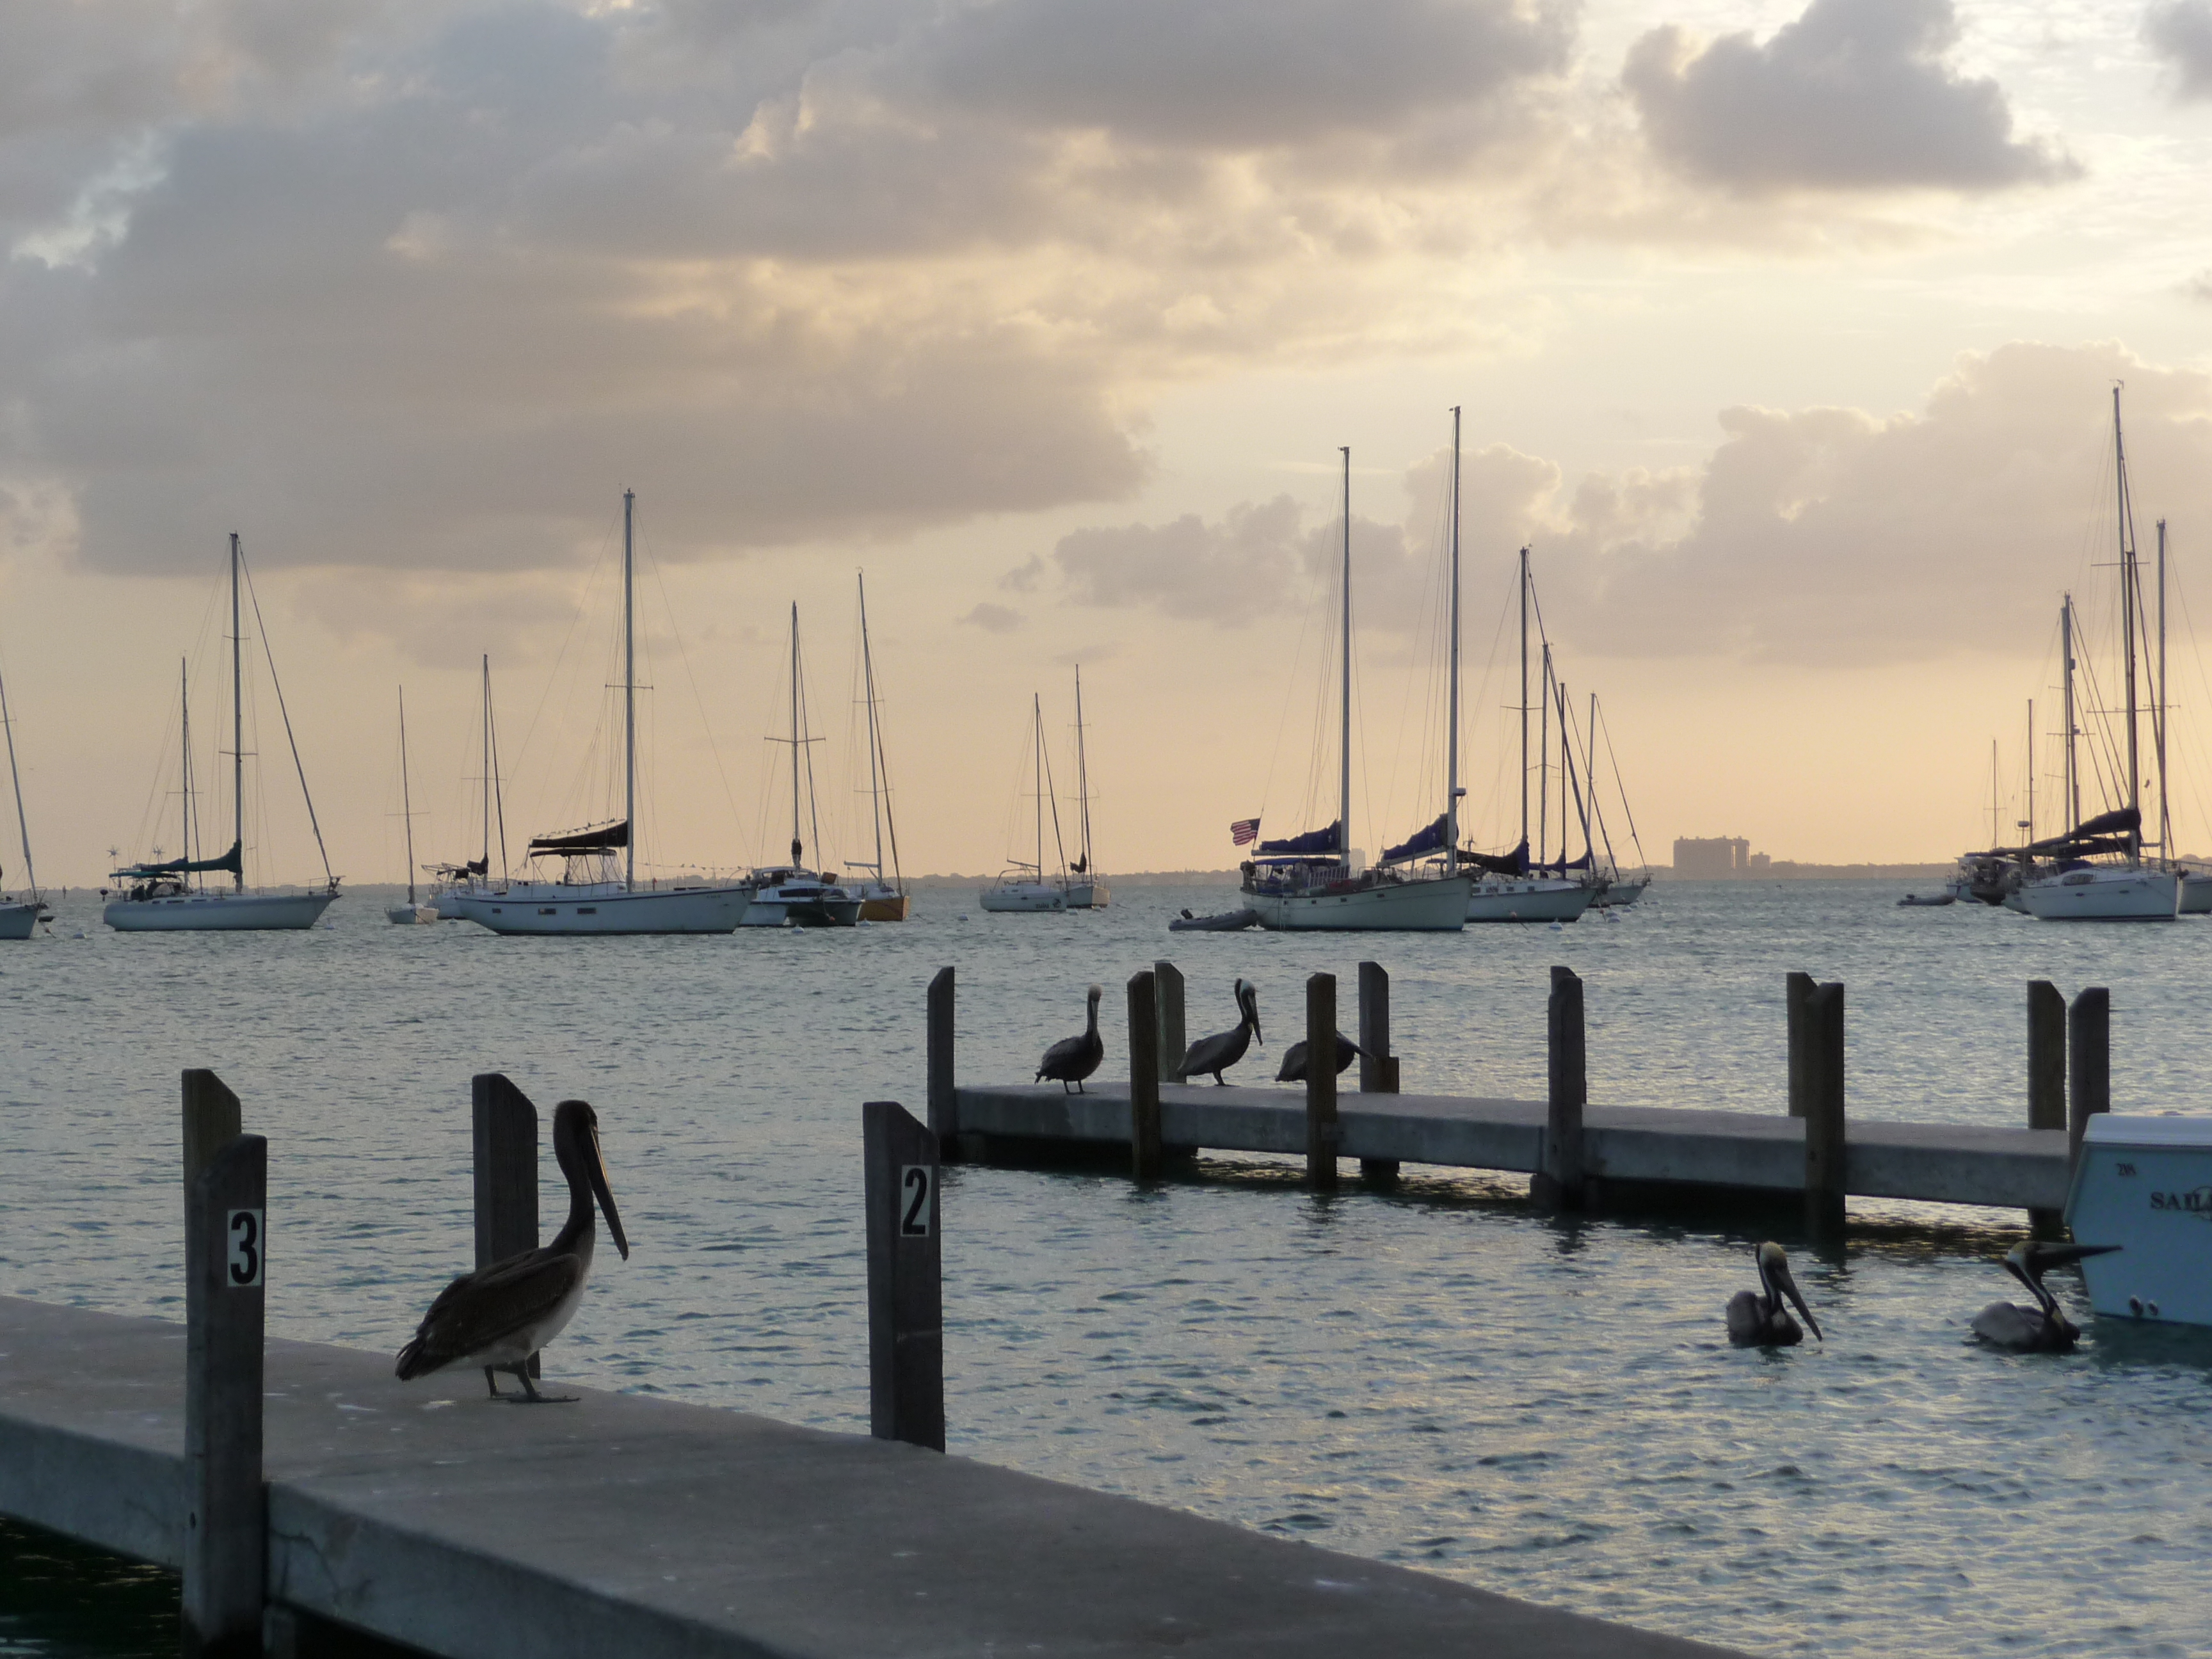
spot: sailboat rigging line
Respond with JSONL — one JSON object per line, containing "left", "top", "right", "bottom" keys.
{"left": 180, "top": 659, "right": 198, "bottom": 879}
{"left": 856, "top": 573, "right": 904, "bottom": 890}
{"left": 1595, "top": 700, "right": 1649, "bottom": 872}
{"left": 488, "top": 659, "right": 510, "bottom": 880}
{"left": 509, "top": 514, "right": 617, "bottom": 794}
{"left": 237, "top": 546, "right": 333, "bottom": 885}
{"left": 1041, "top": 696, "right": 1070, "bottom": 880}
{"left": 0, "top": 653, "right": 37, "bottom": 899}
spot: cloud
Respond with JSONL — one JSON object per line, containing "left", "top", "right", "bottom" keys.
{"left": 959, "top": 602, "right": 1025, "bottom": 634}
{"left": 2145, "top": 0, "right": 2212, "bottom": 100}
{"left": 1623, "top": 0, "right": 2076, "bottom": 195}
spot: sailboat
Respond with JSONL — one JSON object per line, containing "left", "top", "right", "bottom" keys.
{"left": 1243, "top": 444, "right": 1469, "bottom": 932}
{"left": 387, "top": 687, "right": 437, "bottom": 924}
{"left": 2016, "top": 389, "right": 2181, "bottom": 921}
{"left": 432, "top": 657, "right": 505, "bottom": 918}
{"left": 981, "top": 694, "right": 1069, "bottom": 912}
{"left": 451, "top": 492, "right": 753, "bottom": 934}
{"left": 844, "top": 573, "right": 909, "bottom": 922}
{"left": 741, "top": 604, "right": 862, "bottom": 927}
{"left": 104, "top": 536, "right": 341, "bottom": 932}
{"left": 1064, "top": 666, "right": 1109, "bottom": 908}
{"left": 0, "top": 652, "right": 45, "bottom": 940}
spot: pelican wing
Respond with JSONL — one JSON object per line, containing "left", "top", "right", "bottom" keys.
{"left": 1038, "top": 1032, "right": 1101, "bottom": 1080}
{"left": 1177, "top": 1027, "right": 1247, "bottom": 1079}
{"left": 396, "top": 1249, "right": 585, "bottom": 1379}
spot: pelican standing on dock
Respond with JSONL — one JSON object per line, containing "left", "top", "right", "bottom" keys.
{"left": 1176, "top": 979, "right": 1262, "bottom": 1086}
{"left": 1726, "top": 1242, "right": 1823, "bottom": 1347}
{"left": 1275, "top": 1031, "right": 1363, "bottom": 1084}
{"left": 396, "top": 1098, "right": 629, "bottom": 1402}
{"left": 1970, "top": 1242, "right": 2119, "bottom": 1352}
{"left": 1036, "top": 983, "right": 1105, "bottom": 1093}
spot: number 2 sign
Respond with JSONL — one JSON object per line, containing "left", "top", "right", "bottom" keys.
{"left": 226, "top": 1209, "right": 264, "bottom": 1288}
{"left": 899, "top": 1166, "right": 934, "bottom": 1237}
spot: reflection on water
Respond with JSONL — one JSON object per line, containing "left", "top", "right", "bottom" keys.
{"left": 0, "top": 1521, "right": 175, "bottom": 1658}
{"left": 3, "top": 880, "right": 2211, "bottom": 1657}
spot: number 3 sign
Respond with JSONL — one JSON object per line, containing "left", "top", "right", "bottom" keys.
{"left": 227, "top": 1209, "right": 264, "bottom": 1288}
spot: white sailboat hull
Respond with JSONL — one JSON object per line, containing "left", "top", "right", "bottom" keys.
{"left": 980, "top": 883, "right": 1066, "bottom": 913}
{"left": 453, "top": 883, "right": 750, "bottom": 934}
{"left": 1464, "top": 878, "right": 1594, "bottom": 924}
{"left": 2016, "top": 867, "right": 2180, "bottom": 921}
{"left": 104, "top": 890, "right": 339, "bottom": 932}
{"left": 2179, "top": 872, "right": 2212, "bottom": 915}
{"left": 387, "top": 903, "right": 439, "bottom": 925}
{"left": 1590, "top": 878, "right": 1648, "bottom": 910}
{"left": 1065, "top": 880, "right": 1109, "bottom": 908}
{"left": 1252, "top": 875, "right": 1469, "bottom": 932}
{"left": 0, "top": 902, "right": 38, "bottom": 940}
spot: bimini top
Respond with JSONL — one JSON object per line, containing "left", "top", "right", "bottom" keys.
{"left": 527, "top": 819, "right": 629, "bottom": 856}
{"left": 2082, "top": 1113, "right": 2212, "bottom": 1149}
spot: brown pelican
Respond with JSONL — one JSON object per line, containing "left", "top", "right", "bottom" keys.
{"left": 1036, "top": 983, "right": 1105, "bottom": 1093}
{"left": 396, "top": 1098, "right": 629, "bottom": 1402}
{"left": 1274, "top": 1030, "right": 1363, "bottom": 1083}
{"left": 1970, "top": 1242, "right": 2119, "bottom": 1353}
{"left": 1725, "top": 1242, "right": 1822, "bottom": 1347}
{"left": 1175, "top": 978, "right": 1261, "bottom": 1085}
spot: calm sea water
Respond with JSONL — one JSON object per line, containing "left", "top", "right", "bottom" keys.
{"left": 3, "top": 879, "right": 2209, "bottom": 1658}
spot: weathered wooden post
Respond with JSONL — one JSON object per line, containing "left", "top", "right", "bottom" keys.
{"left": 2067, "top": 986, "right": 2110, "bottom": 1167}
{"left": 182, "top": 1070, "right": 241, "bottom": 1208}
{"left": 184, "top": 1127, "right": 268, "bottom": 1659}
{"left": 2026, "top": 980, "right": 2067, "bottom": 1234}
{"left": 1802, "top": 981, "right": 1847, "bottom": 1234}
{"left": 927, "top": 966, "right": 957, "bottom": 1149}
{"left": 471, "top": 1073, "right": 540, "bottom": 1379}
{"left": 863, "top": 1100, "right": 944, "bottom": 1452}
{"left": 1785, "top": 971, "right": 1814, "bottom": 1118}
{"left": 1128, "top": 970, "right": 1163, "bottom": 1182}
{"left": 1534, "top": 966, "right": 1585, "bottom": 1210}
{"left": 1153, "top": 960, "right": 1185, "bottom": 1084}
{"left": 1356, "top": 961, "right": 1400, "bottom": 1182}
{"left": 1305, "top": 972, "right": 1340, "bottom": 1190}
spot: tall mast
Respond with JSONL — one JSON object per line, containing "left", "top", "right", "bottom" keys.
{"left": 488, "top": 657, "right": 509, "bottom": 880}
{"left": 399, "top": 687, "right": 417, "bottom": 904}
{"left": 1586, "top": 691, "right": 1598, "bottom": 871}
{"left": 860, "top": 574, "right": 885, "bottom": 881}
{"left": 2062, "top": 596, "right": 2079, "bottom": 830}
{"left": 1538, "top": 642, "right": 1551, "bottom": 867}
{"left": 1446, "top": 407, "right": 1461, "bottom": 877}
{"left": 2025, "top": 699, "right": 2035, "bottom": 848}
{"left": 1340, "top": 446, "right": 1352, "bottom": 873}
{"left": 622, "top": 489, "right": 637, "bottom": 890}
{"left": 1033, "top": 692, "right": 1045, "bottom": 876}
{"left": 230, "top": 532, "right": 243, "bottom": 892}
{"left": 0, "top": 655, "right": 35, "bottom": 901}
{"left": 480, "top": 654, "right": 492, "bottom": 871}
{"left": 789, "top": 603, "right": 803, "bottom": 865}
{"left": 2158, "top": 518, "right": 2171, "bottom": 860}
{"left": 179, "top": 658, "right": 193, "bottom": 880}
{"left": 1074, "top": 665, "right": 1092, "bottom": 875}
{"left": 2115, "top": 388, "right": 2140, "bottom": 862}
{"left": 1518, "top": 546, "right": 1530, "bottom": 860}
{"left": 1991, "top": 739, "right": 2000, "bottom": 848}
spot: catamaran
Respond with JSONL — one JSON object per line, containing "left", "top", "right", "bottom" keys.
{"left": 741, "top": 604, "right": 862, "bottom": 928}
{"left": 451, "top": 493, "right": 753, "bottom": 934}
{"left": 387, "top": 687, "right": 437, "bottom": 924}
{"left": 981, "top": 694, "right": 1070, "bottom": 913}
{"left": 0, "top": 651, "right": 44, "bottom": 940}
{"left": 844, "top": 573, "right": 909, "bottom": 922}
{"left": 1242, "top": 443, "right": 1468, "bottom": 931}
{"left": 104, "top": 535, "right": 341, "bottom": 932}
{"left": 1064, "top": 666, "right": 1110, "bottom": 908}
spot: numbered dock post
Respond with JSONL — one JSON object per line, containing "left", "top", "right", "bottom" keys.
{"left": 184, "top": 1131, "right": 267, "bottom": 1659}
{"left": 2067, "top": 986, "right": 2110, "bottom": 1167}
{"left": 1128, "top": 970, "right": 1164, "bottom": 1182}
{"left": 1535, "top": 966, "right": 1586, "bottom": 1210}
{"left": 182, "top": 1070, "right": 241, "bottom": 1213}
{"left": 927, "top": 966, "right": 957, "bottom": 1148}
{"left": 2026, "top": 981, "right": 2067, "bottom": 1233}
{"left": 1357, "top": 962, "right": 1400, "bottom": 1182}
{"left": 1785, "top": 971, "right": 1814, "bottom": 1118}
{"left": 1305, "top": 972, "right": 1340, "bottom": 1190}
{"left": 1803, "top": 981, "right": 1847, "bottom": 1235}
{"left": 1153, "top": 961, "right": 1185, "bottom": 1085}
{"left": 472, "top": 1074, "right": 541, "bottom": 1377}
{"left": 864, "top": 1100, "right": 944, "bottom": 1452}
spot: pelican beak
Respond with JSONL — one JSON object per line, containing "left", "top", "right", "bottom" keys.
{"left": 1774, "top": 1258, "right": 1821, "bottom": 1342}
{"left": 2031, "top": 1242, "right": 2120, "bottom": 1270}
{"left": 590, "top": 1126, "right": 629, "bottom": 1260}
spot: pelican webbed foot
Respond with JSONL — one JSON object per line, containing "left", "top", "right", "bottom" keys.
{"left": 496, "top": 1361, "right": 577, "bottom": 1404}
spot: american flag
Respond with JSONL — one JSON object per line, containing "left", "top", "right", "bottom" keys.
{"left": 1230, "top": 817, "right": 1260, "bottom": 846}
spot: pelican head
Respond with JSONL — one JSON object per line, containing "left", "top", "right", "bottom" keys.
{"left": 552, "top": 1099, "right": 629, "bottom": 1260}
{"left": 1758, "top": 1241, "right": 1820, "bottom": 1342}
{"left": 1087, "top": 982, "right": 1103, "bottom": 1002}
{"left": 2004, "top": 1240, "right": 2117, "bottom": 1311}
{"left": 1235, "top": 977, "right": 1262, "bottom": 1046}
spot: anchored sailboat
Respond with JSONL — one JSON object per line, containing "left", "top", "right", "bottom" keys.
{"left": 432, "top": 657, "right": 505, "bottom": 918}
{"left": 0, "top": 652, "right": 44, "bottom": 940}
{"left": 845, "top": 574, "right": 909, "bottom": 922}
{"left": 1244, "top": 443, "right": 1468, "bottom": 931}
{"left": 742, "top": 604, "right": 862, "bottom": 928}
{"left": 452, "top": 492, "right": 753, "bottom": 934}
{"left": 1065, "top": 666, "right": 1109, "bottom": 908}
{"left": 387, "top": 688, "right": 437, "bottom": 925}
{"left": 104, "top": 535, "right": 341, "bottom": 932}
{"left": 981, "top": 694, "right": 1069, "bottom": 913}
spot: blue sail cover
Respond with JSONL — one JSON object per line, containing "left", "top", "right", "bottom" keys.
{"left": 1532, "top": 851, "right": 1593, "bottom": 873}
{"left": 1256, "top": 820, "right": 1341, "bottom": 858}
{"left": 114, "top": 839, "right": 243, "bottom": 879}
{"left": 1466, "top": 838, "right": 1530, "bottom": 876}
{"left": 1381, "top": 813, "right": 1448, "bottom": 866}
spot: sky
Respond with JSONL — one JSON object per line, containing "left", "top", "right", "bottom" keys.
{"left": 6, "top": 0, "right": 2212, "bottom": 889}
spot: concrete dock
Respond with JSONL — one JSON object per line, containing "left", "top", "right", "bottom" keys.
{"left": 0, "top": 1294, "right": 1739, "bottom": 1659}
{"left": 952, "top": 1083, "right": 2074, "bottom": 1211}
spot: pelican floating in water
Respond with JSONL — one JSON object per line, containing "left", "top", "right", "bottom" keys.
{"left": 1036, "top": 983, "right": 1105, "bottom": 1093}
{"left": 1175, "top": 979, "right": 1261, "bottom": 1085}
{"left": 1726, "top": 1242, "right": 1822, "bottom": 1347}
{"left": 1970, "top": 1242, "right": 2119, "bottom": 1353}
{"left": 396, "top": 1098, "right": 629, "bottom": 1402}
{"left": 1274, "top": 1030, "right": 1363, "bottom": 1084}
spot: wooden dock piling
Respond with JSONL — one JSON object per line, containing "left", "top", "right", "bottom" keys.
{"left": 1784, "top": 971, "right": 1813, "bottom": 1118}
{"left": 1535, "top": 966, "right": 1586, "bottom": 1210}
{"left": 472, "top": 1073, "right": 541, "bottom": 1379}
{"left": 1153, "top": 961, "right": 1185, "bottom": 1085}
{"left": 1802, "top": 981, "right": 1846, "bottom": 1234}
{"left": 1305, "top": 972, "right": 1340, "bottom": 1190}
{"left": 184, "top": 1128, "right": 267, "bottom": 1659}
{"left": 1357, "top": 962, "right": 1400, "bottom": 1182}
{"left": 2068, "top": 986, "right": 2110, "bottom": 1167}
{"left": 2026, "top": 981, "right": 2067, "bottom": 1233}
{"left": 863, "top": 1101, "right": 944, "bottom": 1453}
{"left": 1128, "top": 970, "right": 1163, "bottom": 1182}
{"left": 927, "top": 966, "right": 956, "bottom": 1146}
{"left": 182, "top": 1070, "right": 241, "bottom": 1208}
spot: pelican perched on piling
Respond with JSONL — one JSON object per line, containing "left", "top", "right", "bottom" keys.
{"left": 1175, "top": 979, "right": 1262, "bottom": 1086}
{"left": 1725, "top": 1242, "right": 1822, "bottom": 1347}
{"left": 1275, "top": 1031, "right": 1363, "bottom": 1084}
{"left": 1970, "top": 1242, "right": 2119, "bottom": 1352}
{"left": 396, "top": 1098, "right": 629, "bottom": 1402}
{"left": 1037, "top": 983, "right": 1105, "bottom": 1093}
